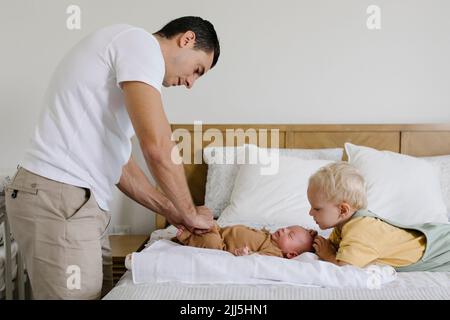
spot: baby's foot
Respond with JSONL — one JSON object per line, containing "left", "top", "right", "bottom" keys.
{"left": 176, "top": 226, "right": 186, "bottom": 240}
{"left": 125, "top": 253, "right": 133, "bottom": 270}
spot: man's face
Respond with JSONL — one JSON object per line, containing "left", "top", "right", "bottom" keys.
{"left": 271, "top": 226, "right": 313, "bottom": 258}
{"left": 162, "top": 31, "right": 214, "bottom": 89}
{"left": 307, "top": 185, "right": 341, "bottom": 230}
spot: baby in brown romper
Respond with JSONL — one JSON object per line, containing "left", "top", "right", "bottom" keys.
{"left": 174, "top": 224, "right": 315, "bottom": 258}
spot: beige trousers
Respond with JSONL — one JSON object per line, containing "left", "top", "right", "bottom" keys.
{"left": 5, "top": 168, "right": 112, "bottom": 299}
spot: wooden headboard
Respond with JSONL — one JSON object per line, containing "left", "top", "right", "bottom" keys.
{"left": 155, "top": 124, "right": 450, "bottom": 229}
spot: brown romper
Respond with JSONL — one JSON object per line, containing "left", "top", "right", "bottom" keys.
{"left": 174, "top": 224, "right": 283, "bottom": 257}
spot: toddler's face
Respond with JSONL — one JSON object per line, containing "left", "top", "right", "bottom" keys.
{"left": 271, "top": 226, "right": 313, "bottom": 258}
{"left": 307, "top": 185, "right": 342, "bottom": 230}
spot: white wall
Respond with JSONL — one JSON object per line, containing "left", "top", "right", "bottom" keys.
{"left": 1, "top": 0, "right": 449, "bottom": 234}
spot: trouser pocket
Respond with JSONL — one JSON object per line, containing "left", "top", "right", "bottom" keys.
{"left": 64, "top": 186, "right": 110, "bottom": 242}
{"left": 5, "top": 179, "right": 38, "bottom": 199}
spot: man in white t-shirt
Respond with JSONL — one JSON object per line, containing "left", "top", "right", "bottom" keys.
{"left": 5, "top": 16, "right": 220, "bottom": 299}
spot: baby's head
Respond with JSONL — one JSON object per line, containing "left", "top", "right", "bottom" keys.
{"left": 307, "top": 162, "right": 367, "bottom": 230}
{"left": 271, "top": 226, "right": 314, "bottom": 259}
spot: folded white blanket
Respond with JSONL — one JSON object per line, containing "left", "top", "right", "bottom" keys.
{"left": 130, "top": 240, "right": 397, "bottom": 288}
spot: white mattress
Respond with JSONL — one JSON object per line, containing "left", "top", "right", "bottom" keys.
{"left": 104, "top": 225, "right": 450, "bottom": 300}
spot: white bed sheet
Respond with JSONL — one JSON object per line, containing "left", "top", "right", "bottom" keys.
{"left": 104, "top": 225, "right": 450, "bottom": 300}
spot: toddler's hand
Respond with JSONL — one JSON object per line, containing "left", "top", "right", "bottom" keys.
{"left": 313, "top": 235, "right": 336, "bottom": 262}
{"left": 308, "top": 229, "right": 318, "bottom": 238}
{"left": 234, "top": 246, "right": 250, "bottom": 256}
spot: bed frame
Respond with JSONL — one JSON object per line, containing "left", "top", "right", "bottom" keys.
{"left": 155, "top": 123, "right": 450, "bottom": 229}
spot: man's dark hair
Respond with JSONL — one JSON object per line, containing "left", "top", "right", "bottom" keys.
{"left": 155, "top": 16, "right": 220, "bottom": 68}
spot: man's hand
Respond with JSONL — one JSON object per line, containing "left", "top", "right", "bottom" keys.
{"left": 234, "top": 246, "right": 250, "bottom": 256}
{"left": 166, "top": 205, "right": 214, "bottom": 234}
{"left": 313, "top": 235, "right": 337, "bottom": 262}
{"left": 186, "top": 206, "right": 214, "bottom": 234}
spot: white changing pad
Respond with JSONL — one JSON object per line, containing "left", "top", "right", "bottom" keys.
{"left": 130, "top": 239, "right": 397, "bottom": 288}
{"left": 104, "top": 224, "right": 450, "bottom": 300}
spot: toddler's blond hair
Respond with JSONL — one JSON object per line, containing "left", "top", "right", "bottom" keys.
{"left": 308, "top": 162, "right": 367, "bottom": 210}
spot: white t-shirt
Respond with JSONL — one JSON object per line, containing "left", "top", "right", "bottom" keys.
{"left": 22, "top": 24, "right": 165, "bottom": 211}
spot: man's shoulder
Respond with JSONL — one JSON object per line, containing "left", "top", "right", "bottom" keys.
{"left": 97, "top": 23, "right": 138, "bottom": 33}
{"left": 92, "top": 24, "right": 151, "bottom": 41}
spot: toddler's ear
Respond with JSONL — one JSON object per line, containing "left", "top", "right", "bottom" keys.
{"left": 339, "top": 202, "right": 353, "bottom": 217}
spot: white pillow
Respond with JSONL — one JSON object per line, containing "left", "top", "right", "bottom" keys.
{"left": 217, "top": 155, "right": 333, "bottom": 229}
{"left": 204, "top": 145, "right": 343, "bottom": 218}
{"left": 422, "top": 155, "right": 450, "bottom": 219}
{"left": 345, "top": 143, "right": 448, "bottom": 225}
{"left": 203, "top": 145, "right": 246, "bottom": 218}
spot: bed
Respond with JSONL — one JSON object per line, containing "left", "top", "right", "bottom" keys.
{"left": 103, "top": 124, "right": 450, "bottom": 300}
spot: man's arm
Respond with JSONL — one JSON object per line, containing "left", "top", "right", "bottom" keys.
{"left": 121, "top": 81, "right": 213, "bottom": 231}
{"left": 116, "top": 156, "right": 177, "bottom": 224}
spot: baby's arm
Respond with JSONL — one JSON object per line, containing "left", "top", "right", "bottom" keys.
{"left": 234, "top": 246, "right": 251, "bottom": 256}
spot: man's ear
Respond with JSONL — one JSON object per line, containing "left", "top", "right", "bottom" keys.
{"left": 286, "top": 252, "right": 298, "bottom": 259}
{"left": 178, "top": 31, "right": 196, "bottom": 48}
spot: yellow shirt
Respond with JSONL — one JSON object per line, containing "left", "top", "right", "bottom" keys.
{"left": 329, "top": 216, "right": 426, "bottom": 268}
